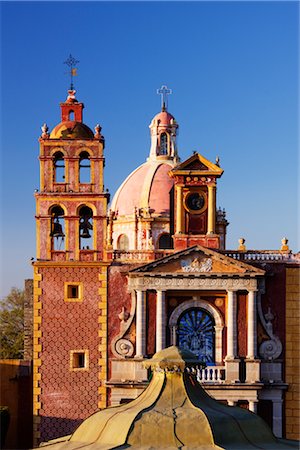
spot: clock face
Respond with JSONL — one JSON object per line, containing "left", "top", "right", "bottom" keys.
{"left": 186, "top": 192, "right": 205, "bottom": 212}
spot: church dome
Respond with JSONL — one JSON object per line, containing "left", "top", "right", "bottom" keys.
{"left": 50, "top": 121, "right": 94, "bottom": 139}
{"left": 110, "top": 160, "right": 174, "bottom": 216}
{"left": 151, "top": 109, "right": 175, "bottom": 126}
{"left": 38, "top": 346, "right": 297, "bottom": 450}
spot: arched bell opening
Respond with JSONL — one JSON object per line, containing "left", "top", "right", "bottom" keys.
{"left": 68, "top": 110, "right": 75, "bottom": 121}
{"left": 53, "top": 151, "right": 65, "bottom": 183}
{"left": 79, "top": 151, "right": 91, "bottom": 184}
{"left": 159, "top": 132, "right": 168, "bottom": 155}
{"left": 78, "top": 206, "right": 93, "bottom": 250}
{"left": 50, "top": 205, "right": 65, "bottom": 251}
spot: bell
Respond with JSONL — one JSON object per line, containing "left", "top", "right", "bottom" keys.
{"left": 79, "top": 216, "right": 92, "bottom": 239}
{"left": 80, "top": 228, "right": 91, "bottom": 239}
{"left": 51, "top": 219, "right": 65, "bottom": 238}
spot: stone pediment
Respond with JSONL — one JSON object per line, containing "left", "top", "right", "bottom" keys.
{"left": 130, "top": 246, "right": 265, "bottom": 277}
{"left": 170, "top": 153, "right": 223, "bottom": 177}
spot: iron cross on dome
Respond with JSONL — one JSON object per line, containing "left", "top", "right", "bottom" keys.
{"left": 157, "top": 85, "right": 172, "bottom": 111}
{"left": 64, "top": 54, "right": 79, "bottom": 90}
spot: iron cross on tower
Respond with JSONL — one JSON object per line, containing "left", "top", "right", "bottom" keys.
{"left": 157, "top": 85, "right": 172, "bottom": 111}
{"left": 64, "top": 54, "right": 79, "bottom": 90}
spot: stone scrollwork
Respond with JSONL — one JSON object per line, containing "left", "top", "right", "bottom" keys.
{"left": 258, "top": 297, "right": 283, "bottom": 361}
{"left": 259, "top": 337, "right": 282, "bottom": 361}
{"left": 111, "top": 297, "right": 136, "bottom": 358}
{"left": 115, "top": 338, "right": 134, "bottom": 357}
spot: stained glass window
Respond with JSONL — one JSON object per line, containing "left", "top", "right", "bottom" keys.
{"left": 178, "top": 308, "right": 215, "bottom": 363}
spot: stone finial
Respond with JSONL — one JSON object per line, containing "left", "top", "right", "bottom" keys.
{"left": 67, "top": 89, "right": 77, "bottom": 102}
{"left": 238, "top": 238, "right": 246, "bottom": 251}
{"left": 94, "top": 124, "right": 102, "bottom": 138}
{"left": 118, "top": 307, "right": 129, "bottom": 323}
{"left": 41, "top": 123, "right": 49, "bottom": 139}
{"left": 215, "top": 156, "right": 220, "bottom": 166}
{"left": 280, "top": 237, "right": 289, "bottom": 252}
{"left": 143, "top": 346, "right": 205, "bottom": 372}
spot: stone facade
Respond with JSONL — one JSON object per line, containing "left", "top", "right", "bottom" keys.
{"left": 285, "top": 266, "right": 300, "bottom": 440}
{"left": 32, "top": 90, "right": 300, "bottom": 444}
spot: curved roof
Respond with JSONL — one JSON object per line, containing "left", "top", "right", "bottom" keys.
{"left": 38, "top": 346, "right": 298, "bottom": 450}
{"left": 50, "top": 121, "right": 94, "bottom": 139}
{"left": 110, "top": 160, "right": 174, "bottom": 216}
{"left": 152, "top": 110, "right": 175, "bottom": 125}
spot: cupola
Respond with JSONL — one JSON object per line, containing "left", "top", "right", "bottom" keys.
{"left": 49, "top": 90, "right": 94, "bottom": 139}
{"left": 37, "top": 346, "right": 298, "bottom": 449}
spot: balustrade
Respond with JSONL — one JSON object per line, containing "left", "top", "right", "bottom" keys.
{"left": 186, "top": 365, "right": 225, "bottom": 383}
{"left": 196, "top": 365, "right": 225, "bottom": 383}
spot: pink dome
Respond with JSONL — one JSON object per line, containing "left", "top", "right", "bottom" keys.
{"left": 111, "top": 161, "right": 174, "bottom": 216}
{"left": 153, "top": 110, "right": 175, "bottom": 126}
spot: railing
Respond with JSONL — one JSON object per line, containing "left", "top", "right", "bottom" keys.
{"left": 186, "top": 365, "right": 225, "bottom": 383}
{"left": 51, "top": 251, "right": 66, "bottom": 261}
{"left": 223, "top": 250, "right": 298, "bottom": 262}
{"left": 196, "top": 365, "right": 226, "bottom": 383}
{"left": 113, "top": 250, "right": 173, "bottom": 262}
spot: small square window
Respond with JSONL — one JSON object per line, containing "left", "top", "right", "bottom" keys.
{"left": 64, "top": 282, "right": 83, "bottom": 302}
{"left": 68, "top": 285, "right": 78, "bottom": 299}
{"left": 70, "top": 350, "right": 89, "bottom": 371}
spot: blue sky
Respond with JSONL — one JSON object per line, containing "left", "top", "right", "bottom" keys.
{"left": 0, "top": 1, "right": 299, "bottom": 297}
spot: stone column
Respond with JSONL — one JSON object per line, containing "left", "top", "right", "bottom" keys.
{"left": 246, "top": 289, "right": 260, "bottom": 382}
{"left": 207, "top": 184, "right": 216, "bottom": 235}
{"left": 226, "top": 290, "right": 237, "bottom": 359}
{"left": 272, "top": 399, "right": 283, "bottom": 438}
{"left": 247, "top": 290, "right": 257, "bottom": 359}
{"left": 135, "top": 290, "right": 146, "bottom": 358}
{"left": 248, "top": 401, "right": 258, "bottom": 414}
{"left": 156, "top": 290, "right": 166, "bottom": 352}
{"left": 176, "top": 185, "right": 183, "bottom": 234}
{"left": 225, "top": 290, "right": 240, "bottom": 382}
{"left": 171, "top": 325, "right": 177, "bottom": 346}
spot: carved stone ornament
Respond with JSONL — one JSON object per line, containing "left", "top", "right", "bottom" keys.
{"left": 259, "top": 338, "right": 282, "bottom": 361}
{"left": 115, "top": 338, "right": 134, "bottom": 357}
{"left": 41, "top": 123, "right": 49, "bottom": 139}
{"left": 128, "top": 276, "right": 258, "bottom": 292}
{"left": 181, "top": 257, "right": 212, "bottom": 273}
{"left": 257, "top": 302, "right": 283, "bottom": 361}
{"left": 111, "top": 300, "right": 136, "bottom": 358}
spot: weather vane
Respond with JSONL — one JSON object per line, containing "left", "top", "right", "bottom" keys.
{"left": 64, "top": 54, "right": 79, "bottom": 90}
{"left": 157, "top": 85, "right": 172, "bottom": 111}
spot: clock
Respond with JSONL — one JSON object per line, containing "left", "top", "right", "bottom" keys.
{"left": 184, "top": 192, "right": 206, "bottom": 214}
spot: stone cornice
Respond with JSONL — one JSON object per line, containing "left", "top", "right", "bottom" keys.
{"left": 128, "top": 274, "right": 259, "bottom": 291}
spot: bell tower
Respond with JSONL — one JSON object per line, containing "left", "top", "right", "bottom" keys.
{"left": 33, "top": 87, "right": 110, "bottom": 444}
{"left": 148, "top": 85, "right": 179, "bottom": 164}
{"left": 169, "top": 152, "right": 227, "bottom": 251}
{"left": 35, "top": 89, "right": 109, "bottom": 261}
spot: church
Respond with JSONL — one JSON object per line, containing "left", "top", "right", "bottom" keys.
{"left": 32, "top": 85, "right": 299, "bottom": 445}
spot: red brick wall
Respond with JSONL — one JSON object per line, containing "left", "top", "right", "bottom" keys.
{"left": 237, "top": 293, "right": 247, "bottom": 357}
{"left": 39, "top": 266, "right": 102, "bottom": 442}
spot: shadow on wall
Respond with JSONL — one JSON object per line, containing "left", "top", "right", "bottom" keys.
{"left": 39, "top": 416, "right": 83, "bottom": 445}
{"left": 0, "top": 360, "right": 33, "bottom": 449}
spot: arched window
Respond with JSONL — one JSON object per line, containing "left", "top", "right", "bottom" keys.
{"left": 50, "top": 205, "right": 65, "bottom": 251}
{"left": 79, "top": 151, "right": 91, "bottom": 183}
{"left": 158, "top": 233, "right": 173, "bottom": 249}
{"left": 117, "top": 234, "right": 129, "bottom": 251}
{"left": 79, "top": 206, "right": 93, "bottom": 250}
{"left": 177, "top": 308, "right": 215, "bottom": 363}
{"left": 69, "top": 110, "right": 75, "bottom": 121}
{"left": 159, "top": 133, "right": 168, "bottom": 155}
{"left": 53, "top": 152, "right": 65, "bottom": 183}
